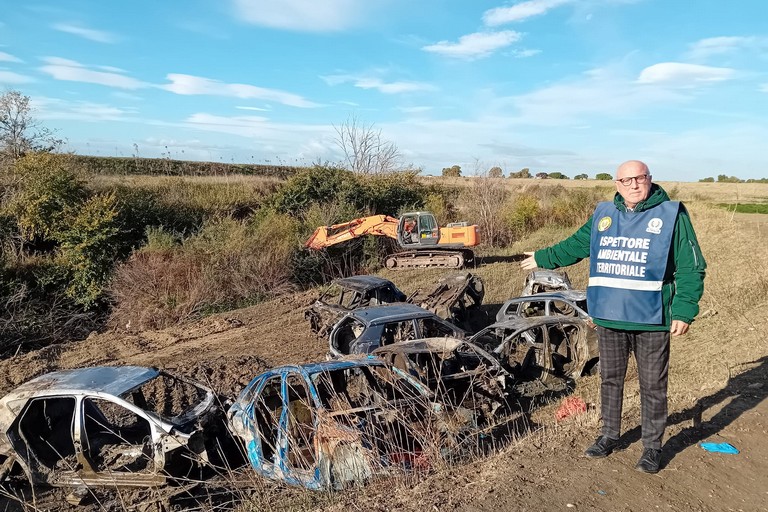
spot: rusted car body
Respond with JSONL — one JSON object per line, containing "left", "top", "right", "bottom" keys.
{"left": 521, "top": 270, "right": 572, "bottom": 295}
{"left": 305, "top": 276, "right": 407, "bottom": 337}
{"left": 328, "top": 303, "right": 465, "bottom": 358}
{"left": 496, "top": 290, "right": 590, "bottom": 323}
{"left": 227, "top": 358, "right": 474, "bottom": 490}
{"left": 470, "top": 317, "right": 599, "bottom": 382}
{"left": 372, "top": 338, "right": 512, "bottom": 425}
{"left": 0, "top": 367, "right": 224, "bottom": 488}
{"left": 407, "top": 273, "right": 485, "bottom": 331}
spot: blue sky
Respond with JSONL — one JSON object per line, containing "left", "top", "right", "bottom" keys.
{"left": 1, "top": 0, "right": 767, "bottom": 181}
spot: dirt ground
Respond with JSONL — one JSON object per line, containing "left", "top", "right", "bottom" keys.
{"left": 0, "top": 286, "right": 765, "bottom": 512}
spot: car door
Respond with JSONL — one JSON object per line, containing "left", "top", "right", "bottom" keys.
{"left": 7, "top": 395, "right": 79, "bottom": 486}
{"left": 277, "top": 372, "right": 320, "bottom": 488}
{"left": 80, "top": 395, "right": 162, "bottom": 485}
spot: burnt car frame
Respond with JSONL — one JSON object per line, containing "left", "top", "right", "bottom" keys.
{"left": 0, "top": 366, "right": 226, "bottom": 489}
{"left": 227, "top": 358, "right": 473, "bottom": 490}
{"left": 496, "top": 290, "right": 590, "bottom": 323}
{"left": 305, "top": 276, "right": 407, "bottom": 337}
{"left": 521, "top": 270, "right": 572, "bottom": 296}
{"left": 407, "top": 272, "right": 485, "bottom": 332}
{"left": 372, "top": 338, "right": 513, "bottom": 425}
{"left": 470, "top": 317, "right": 599, "bottom": 382}
{"left": 328, "top": 303, "right": 465, "bottom": 359}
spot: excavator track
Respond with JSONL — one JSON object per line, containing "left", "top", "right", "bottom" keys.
{"left": 385, "top": 249, "right": 474, "bottom": 270}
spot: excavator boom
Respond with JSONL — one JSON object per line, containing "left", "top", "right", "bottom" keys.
{"left": 305, "top": 215, "right": 400, "bottom": 250}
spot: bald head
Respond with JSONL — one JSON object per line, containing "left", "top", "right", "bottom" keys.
{"left": 615, "top": 160, "right": 652, "bottom": 209}
{"left": 616, "top": 160, "right": 649, "bottom": 177}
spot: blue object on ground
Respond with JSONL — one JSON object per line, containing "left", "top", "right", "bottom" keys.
{"left": 597, "top": 490, "right": 607, "bottom": 496}
{"left": 700, "top": 442, "right": 739, "bottom": 454}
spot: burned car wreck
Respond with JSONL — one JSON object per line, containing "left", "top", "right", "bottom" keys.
{"left": 0, "top": 366, "right": 227, "bottom": 489}
{"left": 306, "top": 273, "right": 485, "bottom": 337}
{"left": 328, "top": 303, "right": 465, "bottom": 359}
{"left": 521, "top": 270, "right": 572, "bottom": 296}
{"left": 470, "top": 317, "right": 599, "bottom": 384}
{"left": 305, "top": 276, "right": 407, "bottom": 337}
{"left": 372, "top": 338, "right": 513, "bottom": 426}
{"left": 227, "top": 358, "right": 475, "bottom": 490}
{"left": 496, "top": 290, "right": 590, "bottom": 323}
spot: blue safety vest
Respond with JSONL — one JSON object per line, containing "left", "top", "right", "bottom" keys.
{"left": 587, "top": 201, "right": 679, "bottom": 324}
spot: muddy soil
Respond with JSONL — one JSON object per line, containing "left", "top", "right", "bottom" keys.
{"left": 0, "top": 288, "right": 766, "bottom": 511}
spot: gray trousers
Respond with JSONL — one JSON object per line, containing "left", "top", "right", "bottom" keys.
{"left": 596, "top": 326, "right": 670, "bottom": 450}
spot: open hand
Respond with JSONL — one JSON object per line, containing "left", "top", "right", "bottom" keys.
{"left": 520, "top": 251, "right": 538, "bottom": 270}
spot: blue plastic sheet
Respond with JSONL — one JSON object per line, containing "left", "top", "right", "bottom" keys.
{"left": 700, "top": 442, "right": 739, "bottom": 454}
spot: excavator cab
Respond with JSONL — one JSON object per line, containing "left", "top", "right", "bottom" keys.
{"left": 398, "top": 212, "right": 439, "bottom": 248}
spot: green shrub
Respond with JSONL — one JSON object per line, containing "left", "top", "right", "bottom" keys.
{"left": 547, "top": 188, "right": 606, "bottom": 227}
{"left": 5, "top": 153, "right": 86, "bottom": 242}
{"left": 503, "top": 193, "right": 541, "bottom": 240}
{"left": 56, "top": 193, "right": 121, "bottom": 306}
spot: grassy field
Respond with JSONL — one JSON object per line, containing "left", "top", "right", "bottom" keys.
{"left": 430, "top": 176, "right": 768, "bottom": 204}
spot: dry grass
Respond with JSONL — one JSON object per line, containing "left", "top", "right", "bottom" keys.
{"left": 429, "top": 176, "right": 768, "bottom": 204}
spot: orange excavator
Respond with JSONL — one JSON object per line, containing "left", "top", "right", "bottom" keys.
{"left": 305, "top": 211, "right": 480, "bottom": 269}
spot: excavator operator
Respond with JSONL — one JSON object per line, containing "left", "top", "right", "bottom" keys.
{"left": 403, "top": 218, "right": 418, "bottom": 244}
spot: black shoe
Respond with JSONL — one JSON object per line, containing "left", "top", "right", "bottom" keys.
{"left": 584, "top": 436, "right": 618, "bottom": 458}
{"left": 635, "top": 448, "right": 662, "bottom": 473}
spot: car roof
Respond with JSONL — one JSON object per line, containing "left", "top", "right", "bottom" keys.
{"left": 481, "top": 316, "right": 586, "bottom": 332}
{"left": 255, "top": 357, "right": 385, "bottom": 379}
{"left": 333, "top": 275, "right": 397, "bottom": 292}
{"left": 504, "top": 290, "right": 587, "bottom": 302}
{"left": 1, "top": 366, "right": 160, "bottom": 401}
{"left": 346, "top": 303, "right": 439, "bottom": 324}
{"left": 374, "top": 337, "right": 465, "bottom": 354}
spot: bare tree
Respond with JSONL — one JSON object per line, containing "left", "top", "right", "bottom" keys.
{"left": 333, "top": 114, "right": 403, "bottom": 174}
{"left": 0, "top": 90, "right": 62, "bottom": 165}
{"left": 465, "top": 162, "right": 509, "bottom": 247}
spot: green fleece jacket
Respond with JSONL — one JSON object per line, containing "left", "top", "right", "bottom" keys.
{"left": 534, "top": 184, "right": 706, "bottom": 331}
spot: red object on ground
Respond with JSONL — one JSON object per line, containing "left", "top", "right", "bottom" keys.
{"left": 555, "top": 396, "right": 588, "bottom": 421}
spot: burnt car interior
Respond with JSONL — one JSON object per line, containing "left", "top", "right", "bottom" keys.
{"left": 384, "top": 347, "right": 505, "bottom": 420}
{"left": 312, "top": 368, "right": 427, "bottom": 468}
{"left": 12, "top": 397, "right": 77, "bottom": 473}
{"left": 83, "top": 398, "right": 153, "bottom": 473}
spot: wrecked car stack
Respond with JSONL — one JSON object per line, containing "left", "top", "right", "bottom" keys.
{"left": 0, "top": 270, "right": 601, "bottom": 499}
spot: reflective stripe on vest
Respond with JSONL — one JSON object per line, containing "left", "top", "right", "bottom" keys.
{"left": 587, "top": 200, "right": 679, "bottom": 324}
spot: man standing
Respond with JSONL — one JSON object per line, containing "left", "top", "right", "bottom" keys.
{"left": 520, "top": 160, "right": 706, "bottom": 473}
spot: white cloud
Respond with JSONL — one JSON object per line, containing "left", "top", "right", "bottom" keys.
{"left": 0, "top": 70, "right": 35, "bottom": 84}
{"left": 505, "top": 66, "right": 686, "bottom": 125}
{"left": 0, "top": 51, "right": 22, "bottom": 63}
{"left": 232, "top": 0, "right": 364, "bottom": 31}
{"left": 422, "top": 31, "right": 522, "bottom": 60}
{"left": 637, "top": 62, "right": 735, "bottom": 85}
{"left": 483, "top": 0, "right": 572, "bottom": 25}
{"left": 760, "top": 83, "right": 768, "bottom": 93}
{"left": 52, "top": 23, "right": 119, "bottom": 43}
{"left": 512, "top": 48, "right": 541, "bottom": 58}
{"left": 162, "top": 74, "right": 319, "bottom": 108}
{"left": 321, "top": 73, "right": 435, "bottom": 94}
{"left": 686, "top": 36, "right": 768, "bottom": 60}
{"left": 32, "top": 96, "right": 138, "bottom": 122}
{"left": 39, "top": 57, "right": 148, "bottom": 89}
{"left": 236, "top": 105, "right": 271, "bottom": 111}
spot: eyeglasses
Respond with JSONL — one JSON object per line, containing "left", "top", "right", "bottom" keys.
{"left": 615, "top": 174, "right": 650, "bottom": 186}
